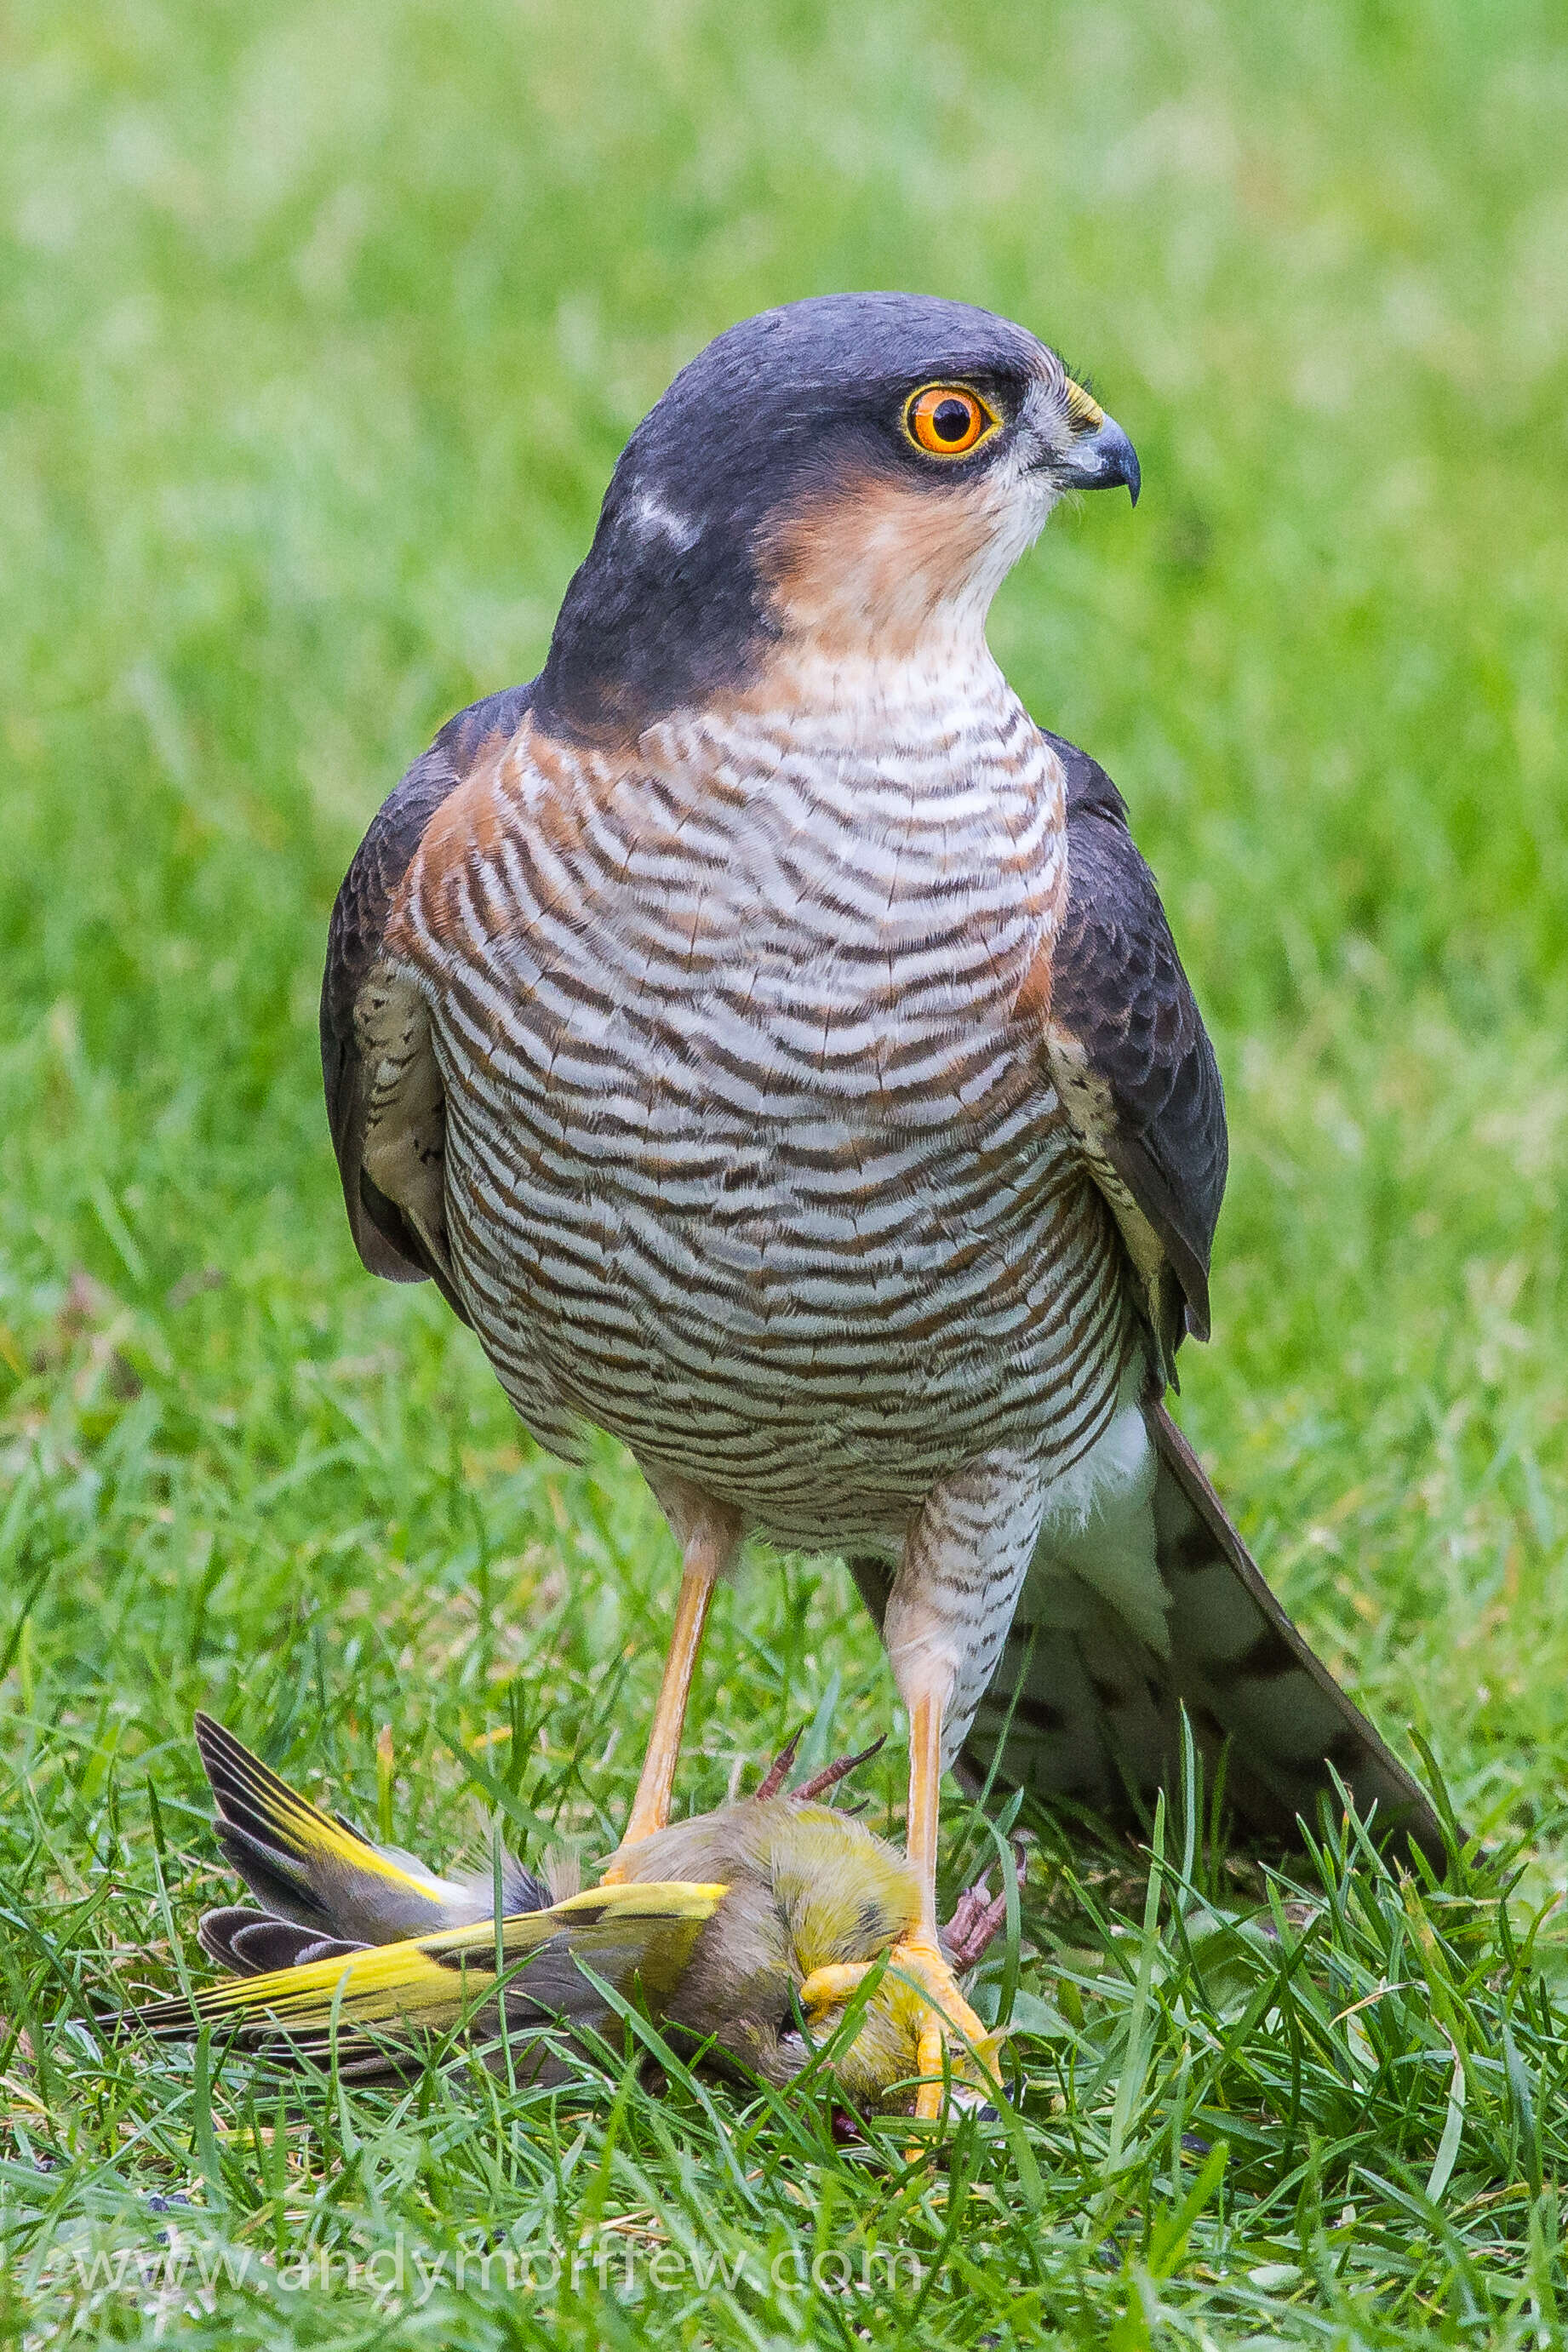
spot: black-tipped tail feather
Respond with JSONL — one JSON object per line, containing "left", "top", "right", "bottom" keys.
{"left": 192, "top": 1713, "right": 546, "bottom": 1942}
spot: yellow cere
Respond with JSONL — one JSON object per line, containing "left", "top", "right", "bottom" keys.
{"left": 1063, "top": 376, "right": 1106, "bottom": 432}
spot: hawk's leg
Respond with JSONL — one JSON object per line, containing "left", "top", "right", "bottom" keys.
{"left": 802, "top": 1456, "right": 1047, "bottom": 2120}
{"left": 601, "top": 1496, "right": 741, "bottom": 1879}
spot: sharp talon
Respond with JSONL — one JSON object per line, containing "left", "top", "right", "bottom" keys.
{"left": 753, "top": 1725, "right": 804, "bottom": 1803}
{"left": 941, "top": 1876, "right": 987, "bottom": 1947}
{"left": 941, "top": 1839, "right": 1029, "bottom": 1970}
{"left": 941, "top": 1885, "right": 1008, "bottom": 1971}
{"left": 789, "top": 1735, "right": 887, "bottom": 1806}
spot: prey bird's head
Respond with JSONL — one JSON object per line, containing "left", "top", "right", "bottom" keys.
{"left": 535, "top": 293, "right": 1139, "bottom": 738}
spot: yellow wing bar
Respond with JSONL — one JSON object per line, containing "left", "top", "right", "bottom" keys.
{"left": 123, "top": 1880, "right": 728, "bottom": 2043}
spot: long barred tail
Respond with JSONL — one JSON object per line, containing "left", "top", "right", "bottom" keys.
{"left": 851, "top": 1402, "right": 1445, "bottom": 1867}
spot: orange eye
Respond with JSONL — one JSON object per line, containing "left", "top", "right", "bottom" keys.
{"left": 905, "top": 384, "right": 996, "bottom": 458}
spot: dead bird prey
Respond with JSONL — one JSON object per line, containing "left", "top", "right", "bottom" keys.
{"left": 115, "top": 1716, "right": 1014, "bottom": 2114}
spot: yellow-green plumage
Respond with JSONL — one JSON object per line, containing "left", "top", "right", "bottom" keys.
{"left": 129, "top": 1880, "right": 724, "bottom": 2073}
{"left": 117, "top": 1721, "right": 973, "bottom": 2111}
{"left": 191, "top": 1710, "right": 541, "bottom": 1940}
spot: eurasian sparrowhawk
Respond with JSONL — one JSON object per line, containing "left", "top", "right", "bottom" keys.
{"left": 321, "top": 295, "right": 1440, "bottom": 2107}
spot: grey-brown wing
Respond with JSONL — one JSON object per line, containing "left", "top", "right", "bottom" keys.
{"left": 1039, "top": 732, "right": 1228, "bottom": 1374}
{"left": 320, "top": 682, "right": 535, "bottom": 1316}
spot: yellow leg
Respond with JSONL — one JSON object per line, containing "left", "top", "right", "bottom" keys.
{"left": 898, "top": 1687, "right": 994, "bottom": 2120}
{"left": 798, "top": 1684, "right": 999, "bottom": 2125}
{"left": 601, "top": 1516, "right": 735, "bottom": 1879}
{"left": 906, "top": 1691, "right": 944, "bottom": 1943}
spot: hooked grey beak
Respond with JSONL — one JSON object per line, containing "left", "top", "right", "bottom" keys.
{"left": 1056, "top": 411, "right": 1141, "bottom": 506}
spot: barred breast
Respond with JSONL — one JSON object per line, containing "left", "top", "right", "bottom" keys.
{"left": 386, "top": 659, "right": 1136, "bottom": 1551}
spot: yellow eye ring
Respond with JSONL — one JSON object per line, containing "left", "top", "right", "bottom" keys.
{"left": 904, "top": 384, "right": 997, "bottom": 458}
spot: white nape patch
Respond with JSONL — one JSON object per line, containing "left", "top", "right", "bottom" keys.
{"left": 1030, "top": 1369, "right": 1169, "bottom": 1655}
{"left": 630, "top": 491, "right": 701, "bottom": 554}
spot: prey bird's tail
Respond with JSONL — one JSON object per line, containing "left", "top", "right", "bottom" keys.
{"left": 192, "top": 1713, "right": 546, "bottom": 1949}
{"left": 112, "top": 1717, "right": 727, "bottom": 2078}
{"left": 856, "top": 1403, "right": 1445, "bottom": 1866}
{"left": 121, "top": 1882, "right": 725, "bottom": 2078}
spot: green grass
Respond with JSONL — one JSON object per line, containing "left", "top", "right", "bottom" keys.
{"left": 3, "top": 0, "right": 1567, "bottom": 2341}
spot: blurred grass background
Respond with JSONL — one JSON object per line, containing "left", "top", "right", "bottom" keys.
{"left": 3, "top": 0, "right": 1566, "bottom": 2343}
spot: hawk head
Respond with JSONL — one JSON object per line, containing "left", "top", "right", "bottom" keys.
{"left": 536, "top": 292, "right": 1139, "bottom": 737}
